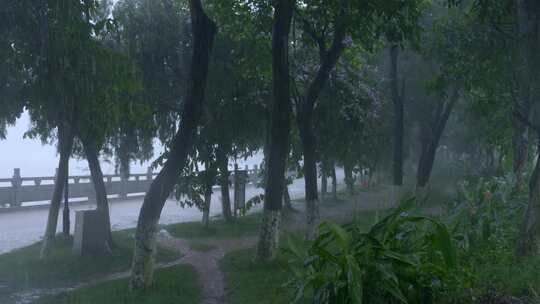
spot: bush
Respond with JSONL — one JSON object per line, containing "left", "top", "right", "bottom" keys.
{"left": 446, "top": 174, "right": 523, "bottom": 255}
{"left": 286, "top": 199, "right": 462, "bottom": 304}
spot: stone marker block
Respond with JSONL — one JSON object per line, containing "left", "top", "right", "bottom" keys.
{"left": 234, "top": 170, "right": 248, "bottom": 210}
{"left": 73, "top": 210, "right": 109, "bottom": 255}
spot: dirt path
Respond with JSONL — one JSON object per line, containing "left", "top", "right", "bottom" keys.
{"left": 153, "top": 188, "right": 399, "bottom": 304}
{"left": 155, "top": 231, "right": 257, "bottom": 304}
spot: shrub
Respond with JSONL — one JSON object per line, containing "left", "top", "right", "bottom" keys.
{"left": 286, "top": 199, "right": 461, "bottom": 304}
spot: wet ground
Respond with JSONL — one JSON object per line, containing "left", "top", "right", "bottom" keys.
{"left": 0, "top": 170, "right": 344, "bottom": 254}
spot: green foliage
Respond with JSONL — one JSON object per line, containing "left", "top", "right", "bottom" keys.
{"left": 237, "top": 194, "right": 265, "bottom": 216}
{"left": 36, "top": 264, "right": 200, "bottom": 304}
{"left": 220, "top": 248, "right": 295, "bottom": 304}
{"left": 446, "top": 174, "right": 523, "bottom": 254}
{"left": 166, "top": 213, "right": 262, "bottom": 239}
{"left": 188, "top": 242, "right": 217, "bottom": 253}
{"left": 286, "top": 199, "right": 461, "bottom": 304}
{"left": 0, "top": 230, "right": 180, "bottom": 294}
{"left": 442, "top": 175, "right": 535, "bottom": 299}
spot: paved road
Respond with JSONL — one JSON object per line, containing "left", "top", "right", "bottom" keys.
{"left": 0, "top": 170, "right": 344, "bottom": 254}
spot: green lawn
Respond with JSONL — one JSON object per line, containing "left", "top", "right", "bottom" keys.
{"left": 166, "top": 213, "right": 262, "bottom": 239}
{"left": 469, "top": 251, "right": 540, "bottom": 298}
{"left": 36, "top": 264, "right": 200, "bottom": 304}
{"left": 218, "top": 210, "right": 382, "bottom": 304}
{"left": 220, "top": 248, "right": 294, "bottom": 304}
{"left": 0, "top": 229, "right": 181, "bottom": 298}
{"left": 188, "top": 241, "right": 217, "bottom": 252}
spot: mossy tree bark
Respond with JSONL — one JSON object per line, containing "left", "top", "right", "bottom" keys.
{"left": 130, "top": 0, "right": 216, "bottom": 289}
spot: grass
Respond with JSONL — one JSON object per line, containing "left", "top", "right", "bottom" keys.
{"left": 219, "top": 210, "right": 381, "bottom": 304}
{"left": 166, "top": 213, "right": 262, "bottom": 239}
{"left": 475, "top": 255, "right": 540, "bottom": 296}
{"left": 36, "top": 264, "right": 200, "bottom": 304}
{"left": 0, "top": 229, "right": 181, "bottom": 296}
{"left": 188, "top": 242, "right": 217, "bottom": 252}
{"left": 220, "top": 248, "right": 294, "bottom": 304}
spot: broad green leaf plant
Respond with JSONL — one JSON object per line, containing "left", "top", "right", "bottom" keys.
{"left": 286, "top": 198, "right": 460, "bottom": 304}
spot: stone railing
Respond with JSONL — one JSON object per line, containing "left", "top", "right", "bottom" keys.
{"left": 0, "top": 165, "right": 262, "bottom": 209}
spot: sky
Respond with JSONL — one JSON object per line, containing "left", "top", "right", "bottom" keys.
{"left": 0, "top": 111, "right": 263, "bottom": 179}
{"left": 0, "top": 111, "right": 151, "bottom": 177}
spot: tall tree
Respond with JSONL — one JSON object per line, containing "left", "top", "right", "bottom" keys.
{"left": 254, "top": 0, "right": 295, "bottom": 262}
{"left": 293, "top": 0, "right": 425, "bottom": 234}
{"left": 129, "top": 0, "right": 216, "bottom": 289}
{"left": 389, "top": 44, "right": 404, "bottom": 186}
{"left": 31, "top": 0, "right": 97, "bottom": 259}
{"left": 515, "top": 0, "right": 540, "bottom": 256}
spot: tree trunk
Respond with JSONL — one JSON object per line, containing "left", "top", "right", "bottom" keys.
{"left": 130, "top": 0, "right": 216, "bottom": 289}
{"left": 513, "top": 0, "right": 539, "bottom": 190}
{"left": 344, "top": 162, "right": 354, "bottom": 195}
{"left": 202, "top": 190, "right": 211, "bottom": 228}
{"left": 515, "top": 0, "right": 539, "bottom": 256}
{"left": 390, "top": 44, "right": 404, "bottom": 186}
{"left": 254, "top": 0, "right": 294, "bottom": 263}
{"left": 415, "top": 89, "right": 459, "bottom": 189}
{"left": 218, "top": 152, "right": 233, "bottom": 222}
{"left": 416, "top": 141, "right": 437, "bottom": 188}
{"left": 331, "top": 165, "right": 337, "bottom": 200}
{"left": 62, "top": 165, "right": 70, "bottom": 239}
{"left": 513, "top": 121, "right": 529, "bottom": 188}
{"left": 283, "top": 184, "right": 292, "bottom": 210}
{"left": 296, "top": 9, "right": 346, "bottom": 237}
{"left": 83, "top": 138, "right": 114, "bottom": 249}
{"left": 40, "top": 124, "right": 74, "bottom": 259}
{"left": 321, "top": 168, "right": 328, "bottom": 196}
{"left": 300, "top": 133, "right": 320, "bottom": 239}
{"left": 517, "top": 139, "right": 540, "bottom": 256}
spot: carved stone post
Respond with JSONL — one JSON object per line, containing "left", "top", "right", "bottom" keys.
{"left": 146, "top": 167, "right": 153, "bottom": 181}
{"left": 11, "top": 168, "right": 22, "bottom": 207}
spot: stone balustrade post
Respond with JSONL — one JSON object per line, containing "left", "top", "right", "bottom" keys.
{"left": 11, "top": 168, "right": 22, "bottom": 207}
{"left": 146, "top": 167, "right": 153, "bottom": 181}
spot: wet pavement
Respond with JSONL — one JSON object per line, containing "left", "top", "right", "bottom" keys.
{"left": 0, "top": 170, "right": 344, "bottom": 254}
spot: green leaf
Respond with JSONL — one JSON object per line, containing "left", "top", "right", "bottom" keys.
{"left": 346, "top": 255, "right": 363, "bottom": 304}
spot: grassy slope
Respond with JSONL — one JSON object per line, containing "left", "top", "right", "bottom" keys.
{"left": 36, "top": 264, "right": 200, "bottom": 304}
{"left": 166, "top": 213, "right": 262, "bottom": 239}
{"left": 0, "top": 229, "right": 181, "bottom": 295}
{"left": 220, "top": 248, "right": 293, "bottom": 304}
